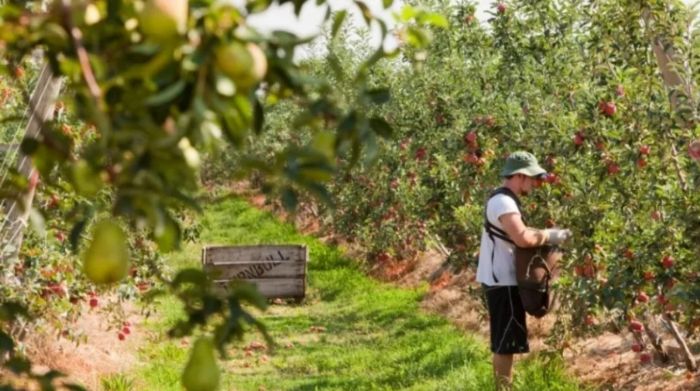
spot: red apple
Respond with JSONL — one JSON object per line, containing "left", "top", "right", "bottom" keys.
{"left": 497, "top": 2, "right": 506, "bottom": 14}
{"left": 661, "top": 255, "right": 674, "bottom": 269}
{"left": 582, "top": 264, "right": 596, "bottom": 278}
{"left": 464, "top": 153, "right": 480, "bottom": 165}
{"left": 415, "top": 147, "right": 427, "bottom": 161}
{"left": 688, "top": 139, "right": 700, "bottom": 161}
{"left": 48, "top": 283, "right": 66, "bottom": 298}
{"left": 651, "top": 210, "right": 662, "bottom": 221}
{"left": 639, "top": 352, "right": 652, "bottom": 364}
{"left": 89, "top": 297, "right": 99, "bottom": 308}
{"left": 624, "top": 248, "right": 635, "bottom": 260}
{"left": 637, "top": 292, "right": 649, "bottom": 303}
{"left": 584, "top": 314, "right": 596, "bottom": 326}
{"left": 629, "top": 320, "right": 644, "bottom": 332}
{"left": 48, "top": 194, "right": 60, "bottom": 209}
{"left": 636, "top": 158, "right": 646, "bottom": 169}
{"left": 464, "top": 131, "right": 477, "bottom": 145}
{"left": 573, "top": 132, "right": 585, "bottom": 146}
{"left": 639, "top": 145, "right": 651, "bottom": 155}
{"left": 122, "top": 326, "right": 131, "bottom": 335}
{"left": 14, "top": 66, "right": 25, "bottom": 79}
{"left": 643, "top": 271, "right": 655, "bottom": 281}
{"left": 631, "top": 343, "right": 643, "bottom": 352}
{"left": 665, "top": 278, "right": 676, "bottom": 289}
{"left": 118, "top": 332, "right": 126, "bottom": 341}
{"left": 598, "top": 100, "right": 617, "bottom": 117}
{"left": 607, "top": 162, "right": 620, "bottom": 175}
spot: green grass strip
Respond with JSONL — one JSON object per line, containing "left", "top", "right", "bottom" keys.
{"left": 132, "top": 197, "right": 587, "bottom": 391}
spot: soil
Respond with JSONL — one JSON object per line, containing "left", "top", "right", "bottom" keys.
{"left": 6, "top": 298, "right": 150, "bottom": 390}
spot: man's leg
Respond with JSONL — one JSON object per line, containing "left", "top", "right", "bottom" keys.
{"left": 493, "top": 353, "right": 513, "bottom": 390}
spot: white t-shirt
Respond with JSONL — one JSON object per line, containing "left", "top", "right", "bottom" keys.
{"left": 476, "top": 193, "right": 521, "bottom": 286}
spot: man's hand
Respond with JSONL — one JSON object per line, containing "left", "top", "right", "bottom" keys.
{"left": 544, "top": 229, "right": 572, "bottom": 245}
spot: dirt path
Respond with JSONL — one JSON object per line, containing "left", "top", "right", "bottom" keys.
{"left": 21, "top": 299, "right": 148, "bottom": 390}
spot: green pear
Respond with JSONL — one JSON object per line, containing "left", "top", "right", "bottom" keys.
{"left": 214, "top": 42, "right": 267, "bottom": 91}
{"left": 82, "top": 220, "right": 130, "bottom": 284}
{"left": 182, "top": 337, "right": 220, "bottom": 391}
{"left": 139, "top": 0, "right": 188, "bottom": 41}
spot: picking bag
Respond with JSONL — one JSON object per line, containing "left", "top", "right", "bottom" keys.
{"left": 514, "top": 245, "right": 562, "bottom": 318}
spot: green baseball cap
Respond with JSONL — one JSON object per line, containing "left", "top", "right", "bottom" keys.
{"left": 500, "top": 151, "right": 547, "bottom": 178}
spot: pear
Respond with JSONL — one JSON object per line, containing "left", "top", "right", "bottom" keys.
{"left": 182, "top": 337, "right": 220, "bottom": 391}
{"left": 214, "top": 42, "right": 267, "bottom": 91}
{"left": 82, "top": 220, "right": 130, "bottom": 284}
{"left": 139, "top": 0, "right": 188, "bottom": 41}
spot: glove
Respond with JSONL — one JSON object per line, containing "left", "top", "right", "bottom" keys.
{"left": 544, "top": 228, "right": 572, "bottom": 245}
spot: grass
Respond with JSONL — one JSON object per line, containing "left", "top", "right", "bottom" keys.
{"left": 133, "top": 197, "right": 587, "bottom": 390}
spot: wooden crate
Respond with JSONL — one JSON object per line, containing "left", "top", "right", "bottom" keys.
{"left": 202, "top": 244, "right": 307, "bottom": 300}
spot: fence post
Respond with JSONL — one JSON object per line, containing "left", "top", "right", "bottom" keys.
{"left": 1, "top": 62, "right": 63, "bottom": 263}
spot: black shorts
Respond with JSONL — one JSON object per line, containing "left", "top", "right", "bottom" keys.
{"left": 483, "top": 285, "right": 529, "bottom": 354}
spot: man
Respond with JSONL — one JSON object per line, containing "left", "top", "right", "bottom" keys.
{"left": 476, "top": 151, "right": 571, "bottom": 390}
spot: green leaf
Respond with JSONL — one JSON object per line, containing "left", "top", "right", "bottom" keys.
{"left": 6, "top": 356, "right": 30, "bottom": 374}
{"left": 0, "top": 301, "right": 29, "bottom": 322}
{"left": 253, "top": 98, "right": 264, "bottom": 135}
{"left": 418, "top": 12, "right": 449, "bottom": 28}
{"left": 332, "top": 10, "right": 348, "bottom": 38}
{"left": 383, "top": 0, "right": 393, "bottom": 7}
{"left": 369, "top": 117, "right": 393, "bottom": 138}
{"left": 354, "top": 1, "right": 372, "bottom": 25}
{"left": 326, "top": 51, "right": 345, "bottom": 81}
{"left": 0, "top": 331, "right": 14, "bottom": 353}
{"left": 365, "top": 88, "right": 390, "bottom": 104}
{"left": 228, "top": 281, "right": 267, "bottom": 310}
{"left": 154, "top": 212, "right": 181, "bottom": 253}
{"left": 145, "top": 79, "right": 186, "bottom": 106}
{"left": 399, "top": 5, "right": 417, "bottom": 22}
{"left": 20, "top": 138, "right": 40, "bottom": 155}
{"left": 281, "top": 187, "right": 298, "bottom": 211}
{"left": 172, "top": 268, "right": 208, "bottom": 289}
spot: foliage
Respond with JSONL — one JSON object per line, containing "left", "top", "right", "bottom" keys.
{"left": 236, "top": 0, "right": 700, "bottom": 353}
{"left": 0, "top": 0, "right": 445, "bottom": 389}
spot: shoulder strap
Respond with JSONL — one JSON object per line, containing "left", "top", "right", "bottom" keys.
{"left": 484, "top": 187, "right": 523, "bottom": 283}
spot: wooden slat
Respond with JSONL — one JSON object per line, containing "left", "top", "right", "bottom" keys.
{"left": 204, "top": 260, "right": 304, "bottom": 280}
{"left": 213, "top": 278, "right": 305, "bottom": 299}
{"left": 203, "top": 244, "right": 306, "bottom": 265}
{"left": 0, "top": 144, "right": 18, "bottom": 153}
{"left": 202, "top": 244, "right": 308, "bottom": 300}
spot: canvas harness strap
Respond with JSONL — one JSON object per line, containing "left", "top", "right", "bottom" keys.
{"left": 484, "top": 187, "right": 523, "bottom": 283}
